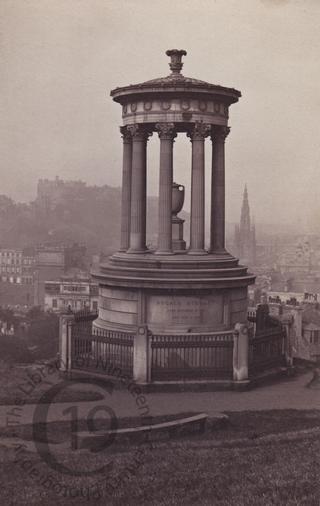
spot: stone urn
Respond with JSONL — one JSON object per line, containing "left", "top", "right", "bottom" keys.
{"left": 172, "top": 182, "right": 185, "bottom": 217}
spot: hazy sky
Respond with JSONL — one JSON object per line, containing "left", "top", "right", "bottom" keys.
{"left": 1, "top": 0, "right": 319, "bottom": 230}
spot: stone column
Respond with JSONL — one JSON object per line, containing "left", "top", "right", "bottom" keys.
{"left": 155, "top": 123, "right": 176, "bottom": 254}
{"left": 127, "top": 124, "right": 150, "bottom": 253}
{"left": 119, "top": 126, "right": 132, "bottom": 251}
{"left": 188, "top": 122, "right": 210, "bottom": 254}
{"left": 210, "top": 126, "right": 230, "bottom": 254}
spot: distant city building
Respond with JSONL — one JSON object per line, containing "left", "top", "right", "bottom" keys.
{"left": 248, "top": 299, "right": 320, "bottom": 363}
{"left": 0, "top": 242, "right": 89, "bottom": 308}
{"left": 0, "top": 248, "right": 36, "bottom": 285}
{"left": 0, "top": 248, "right": 36, "bottom": 307}
{"left": 44, "top": 274, "right": 98, "bottom": 313}
{"left": 65, "top": 243, "right": 87, "bottom": 271}
{"left": 34, "top": 244, "right": 66, "bottom": 306}
{"left": 299, "top": 306, "right": 320, "bottom": 361}
{"left": 267, "top": 290, "right": 320, "bottom": 306}
{"left": 33, "top": 243, "right": 88, "bottom": 306}
{"left": 0, "top": 249, "right": 23, "bottom": 283}
{"left": 22, "top": 248, "right": 36, "bottom": 285}
{"left": 36, "top": 176, "right": 87, "bottom": 217}
{"left": 234, "top": 185, "right": 256, "bottom": 266}
{"left": 302, "top": 323, "right": 320, "bottom": 348}
{"left": 0, "top": 321, "right": 15, "bottom": 336}
{"left": 272, "top": 236, "right": 320, "bottom": 293}
{"left": 276, "top": 237, "right": 320, "bottom": 274}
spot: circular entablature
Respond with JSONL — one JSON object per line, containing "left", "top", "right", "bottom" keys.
{"left": 121, "top": 97, "right": 229, "bottom": 127}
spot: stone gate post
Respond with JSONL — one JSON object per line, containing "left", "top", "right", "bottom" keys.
{"left": 233, "top": 323, "right": 249, "bottom": 381}
{"left": 133, "top": 325, "right": 150, "bottom": 383}
{"left": 59, "top": 314, "right": 74, "bottom": 373}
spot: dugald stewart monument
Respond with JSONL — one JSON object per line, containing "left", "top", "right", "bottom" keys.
{"left": 86, "top": 49, "right": 264, "bottom": 386}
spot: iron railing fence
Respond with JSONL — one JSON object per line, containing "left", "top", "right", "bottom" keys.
{"left": 66, "top": 311, "right": 288, "bottom": 383}
{"left": 150, "top": 331, "right": 234, "bottom": 381}
{"left": 70, "top": 323, "right": 134, "bottom": 378}
{"left": 249, "top": 328, "right": 287, "bottom": 375}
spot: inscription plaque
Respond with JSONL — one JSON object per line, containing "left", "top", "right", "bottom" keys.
{"left": 147, "top": 294, "right": 223, "bottom": 326}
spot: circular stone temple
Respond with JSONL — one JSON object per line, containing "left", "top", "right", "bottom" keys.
{"left": 92, "top": 49, "right": 255, "bottom": 383}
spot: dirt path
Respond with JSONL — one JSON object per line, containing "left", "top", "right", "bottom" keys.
{"left": 1, "top": 370, "right": 319, "bottom": 429}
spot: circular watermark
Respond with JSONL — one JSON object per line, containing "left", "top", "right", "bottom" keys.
{"left": 10, "top": 358, "right": 153, "bottom": 500}
{"left": 32, "top": 377, "right": 118, "bottom": 476}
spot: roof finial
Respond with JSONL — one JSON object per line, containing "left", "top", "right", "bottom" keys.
{"left": 166, "top": 49, "right": 187, "bottom": 76}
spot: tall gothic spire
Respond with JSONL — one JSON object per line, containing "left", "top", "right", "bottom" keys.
{"left": 234, "top": 184, "right": 257, "bottom": 265}
{"left": 240, "top": 184, "right": 250, "bottom": 234}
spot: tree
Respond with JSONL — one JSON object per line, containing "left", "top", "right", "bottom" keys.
{"left": 27, "top": 306, "right": 44, "bottom": 321}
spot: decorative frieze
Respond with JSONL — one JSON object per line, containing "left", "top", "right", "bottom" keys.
{"left": 198, "top": 100, "right": 207, "bottom": 111}
{"left": 181, "top": 99, "right": 190, "bottom": 110}
{"left": 161, "top": 100, "right": 171, "bottom": 111}
{"left": 121, "top": 98, "right": 229, "bottom": 124}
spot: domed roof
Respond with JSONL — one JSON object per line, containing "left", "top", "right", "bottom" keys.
{"left": 110, "top": 49, "right": 241, "bottom": 104}
{"left": 135, "top": 73, "right": 220, "bottom": 89}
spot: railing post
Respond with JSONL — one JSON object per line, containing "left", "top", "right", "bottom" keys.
{"left": 59, "top": 314, "right": 74, "bottom": 373}
{"left": 282, "top": 321, "right": 293, "bottom": 367}
{"left": 255, "top": 303, "right": 270, "bottom": 336}
{"left": 233, "top": 323, "right": 249, "bottom": 382}
{"left": 133, "top": 325, "right": 149, "bottom": 383}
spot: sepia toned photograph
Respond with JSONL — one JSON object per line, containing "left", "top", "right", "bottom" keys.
{"left": 0, "top": 1, "right": 320, "bottom": 504}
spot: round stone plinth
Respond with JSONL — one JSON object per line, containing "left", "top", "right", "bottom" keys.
{"left": 92, "top": 251, "right": 255, "bottom": 335}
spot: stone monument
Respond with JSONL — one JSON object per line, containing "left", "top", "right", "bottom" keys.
{"left": 92, "top": 50, "right": 255, "bottom": 379}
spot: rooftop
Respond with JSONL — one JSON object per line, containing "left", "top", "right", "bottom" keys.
{"left": 111, "top": 49, "right": 241, "bottom": 104}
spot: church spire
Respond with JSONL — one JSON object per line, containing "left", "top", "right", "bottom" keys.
{"left": 240, "top": 184, "right": 250, "bottom": 234}
{"left": 233, "top": 184, "right": 256, "bottom": 265}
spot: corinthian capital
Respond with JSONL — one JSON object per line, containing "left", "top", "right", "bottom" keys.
{"left": 155, "top": 122, "right": 177, "bottom": 140}
{"left": 120, "top": 126, "right": 132, "bottom": 143}
{"left": 211, "top": 125, "right": 231, "bottom": 143}
{"left": 127, "top": 124, "right": 152, "bottom": 141}
{"left": 187, "top": 121, "right": 211, "bottom": 141}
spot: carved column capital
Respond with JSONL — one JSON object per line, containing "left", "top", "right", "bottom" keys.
{"left": 127, "top": 124, "right": 152, "bottom": 142}
{"left": 187, "top": 121, "right": 211, "bottom": 141}
{"left": 155, "top": 122, "right": 177, "bottom": 140}
{"left": 211, "top": 125, "right": 231, "bottom": 143}
{"left": 120, "top": 126, "right": 132, "bottom": 143}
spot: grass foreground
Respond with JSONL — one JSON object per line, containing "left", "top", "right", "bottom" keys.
{"left": 0, "top": 410, "right": 320, "bottom": 505}
{"left": 0, "top": 361, "right": 104, "bottom": 405}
